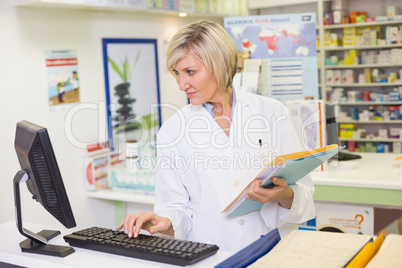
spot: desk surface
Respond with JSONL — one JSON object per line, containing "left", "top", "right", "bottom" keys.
{"left": 0, "top": 221, "right": 232, "bottom": 268}
{"left": 311, "top": 152, "right": 402, "bottom": 190}
{"left": 311, "top": 153, "right": 402, "bottom": 207}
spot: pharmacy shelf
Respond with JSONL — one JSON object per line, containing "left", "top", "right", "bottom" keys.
{"left": 323, "top": 20, "right": 402, "bottom": 30}
{"left": 339, "top": 138, "right": 402, "bottom": 142}
{"left": 338, "top": 120, "right": 402, "bottom": 124}
{"left": 324, "top": 44, "right": 402, "bottom": 51}
{"left": 87, "top": 189, "right": 154, "bottom": 204}
{"left": 326, "top": 82, "right": 402, "bottom": 87}
{"left": 339, "top": 101, "right": 402, "bottom": 105}
{"left": 325, "top": 63, "right": 402, "bottom": 69}
{"left": 14, "top": 0, "right": 238, "bottom": 18}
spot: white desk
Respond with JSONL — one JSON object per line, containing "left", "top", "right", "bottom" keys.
{"left": 310, "top": 152, "right": 402, "bottom": 207}
{"left": 0, "top": 221, "right": 232, "bottom": 268}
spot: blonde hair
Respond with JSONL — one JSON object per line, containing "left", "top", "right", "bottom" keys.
{"left": 166, "top": 20, "right": 237, "bottom": 91}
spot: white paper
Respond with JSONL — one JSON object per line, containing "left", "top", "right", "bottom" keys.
{"left": 249, "top": 230, "right": 372, "bottom": 268}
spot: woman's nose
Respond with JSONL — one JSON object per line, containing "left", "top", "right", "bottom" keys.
{"left": 177, "top": 76, "right": 189, "bottom": 91}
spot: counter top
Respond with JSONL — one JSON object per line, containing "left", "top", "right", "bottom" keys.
{"left": 311, "top": 152, "right": 402, "bottom": 190}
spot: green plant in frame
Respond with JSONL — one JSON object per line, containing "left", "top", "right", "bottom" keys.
{"left": 108, "top": 51, "right": 141, "bottom": 83}
{"left": 108, "top": 51, "right": 141, "bottom": 130}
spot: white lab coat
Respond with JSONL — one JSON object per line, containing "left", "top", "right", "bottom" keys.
{"left": 154, "top": 90, "right": 315, "bottom": 252}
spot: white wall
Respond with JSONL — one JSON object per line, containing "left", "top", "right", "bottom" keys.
{"left": 0, "top": 0, "right": 221, "bottom": 230}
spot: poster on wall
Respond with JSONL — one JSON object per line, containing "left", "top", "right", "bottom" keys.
{"left": 102, "top": 38, "right": 161, "bottom": 152}
{"left": 45, "top": 49, "right": 80, "bottom": 110}
{"left": 224, "top": 13, "right": 318, "bottom": 99}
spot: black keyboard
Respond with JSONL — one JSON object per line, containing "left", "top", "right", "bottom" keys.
{"left": 63, "top": 227, "right": 219, "bottom": 266}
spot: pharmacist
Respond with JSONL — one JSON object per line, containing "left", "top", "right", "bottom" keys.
{"left": 117, "top": 20, "right": 315, "bottom": 252}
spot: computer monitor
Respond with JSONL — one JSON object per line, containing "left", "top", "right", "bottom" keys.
{"left": 13, "top": 120, "right": 76, "bottom": 257}
{"left": 325, "top": 103, "right": 361, "bottom": 161}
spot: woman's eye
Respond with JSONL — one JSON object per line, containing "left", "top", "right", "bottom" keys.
{"left": 187, "top": 70, "right": 194, "bottom": 75}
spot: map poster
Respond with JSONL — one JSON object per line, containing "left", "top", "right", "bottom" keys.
{"left": 45, "top": 49, "right": 80, "bottom": 109}
{"left": 224, "top": 13, "right": 318, "bottom": 99}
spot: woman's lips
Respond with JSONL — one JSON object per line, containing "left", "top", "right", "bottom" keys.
{"left": 186, "top": 91, "right": 196, "bottom": 98}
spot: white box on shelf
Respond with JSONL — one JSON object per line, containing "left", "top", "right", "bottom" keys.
{"left": 388, "top": 6, "right": 400, "bottom": 20}
{"left": 333, "top": 70, "right": 342, "bottom": 84}
{"left": 390, "top": 128, "right": 401, "bottom": 139}
{"left": 326, "top": 70, "right": 334, "bottom": 84}
{"left": 393, "top": 142, "right": 402, "bottom": 154}
{"left": 378, "top": 129, "right": 388, "bottom": 139}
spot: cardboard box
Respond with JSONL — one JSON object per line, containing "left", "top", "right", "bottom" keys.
{"left": 315, "top": 202, "right": 374, "bottom": 235}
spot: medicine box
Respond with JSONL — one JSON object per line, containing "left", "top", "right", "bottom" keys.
{"left": 84, "top": 154, "right": 110, "bottom": 191}
{"left": 333, "top": 70, "right": 342, "bottom": 84}
{"left": 326, "top": 70, "right": 334, "bottom": 84}
{"left": 393, "top": 142, "right": 402, "bottom": 154}
{"left": 388, "top": 6, "right": 400, "bottom": 20}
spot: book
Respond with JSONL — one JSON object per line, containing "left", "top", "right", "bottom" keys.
{"left": 222, "top": 144, "right": 343, "bottom": 219}
{"left": 216, "top": 228, "right": 402, "bottom": 268}
{"left": 248, "top": 230, "right": 374, "bottom": 268}
{"left": 365, "top": 234, "right": 402, "bottom": 268}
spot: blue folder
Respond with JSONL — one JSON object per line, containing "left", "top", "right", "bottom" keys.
{"left": 215, "top": 228, "right": 281, "bottom": 268}
{"left": 224, "top": 145, "right": 343, "bottom": 219}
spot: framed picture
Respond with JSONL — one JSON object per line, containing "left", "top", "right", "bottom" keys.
{"left": 102, "top": 38, "right": 161, "bottom": 151}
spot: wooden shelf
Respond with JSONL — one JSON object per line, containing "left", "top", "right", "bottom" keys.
{"left": 14, "top": 0, "right": 236, "bottom": 18}
{"left": 339, "top": 137, "right": 402, "bottom": 142}
{"left": 325, "top": 63, "right": 402, "bottom": 69}
{"left": 324, "top": 20, "right": 402, "bottom": 29}
{"left": 324, "top": 44, "right": 402, "bottom": 51}
{"left": 338, "top": 120, "right": 402, "bottom": 124}
{"left": 339, "top": 101, "right": 402, "bottom": 106}
{"left": 326, "top": 82, "right": 402, "bottom": 87}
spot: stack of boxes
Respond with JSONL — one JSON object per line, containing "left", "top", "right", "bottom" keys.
{"left": 343, "top": 27, "right": 357, "bottom": 46}
{"left": 324, "top": 31, "right": 339, "bottom": 47}
{"left": 326, "top": 69, "right": 354, "bottom": 85}
{"left": 361, "top": 49, "right": 402, "bottom": 64}
{"left": 390, "top": 49, "right": 402, "bottom": 63}
{"left": 358, "top": 26, "right": 380, "bottom": 46}
{"left": 386, "top": 25, "right": 402, "bottom": 44}
{"left": 343, "top": 49, "right": 358, "bottom": 65}
{"left": 361, "top": 51, "right": 377, "bottom": 64}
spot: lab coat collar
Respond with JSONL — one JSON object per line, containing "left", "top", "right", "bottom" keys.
{"left": 189, "top": 88, "right": 250, "bottom": 115}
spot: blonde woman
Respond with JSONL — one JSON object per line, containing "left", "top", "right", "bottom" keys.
{"left": 118, "top": 20, "right": 315, "bottom": 252}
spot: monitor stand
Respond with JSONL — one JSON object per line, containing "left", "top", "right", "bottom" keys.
{"left": 13, "top": 170, "right": 75, "bottom": 257}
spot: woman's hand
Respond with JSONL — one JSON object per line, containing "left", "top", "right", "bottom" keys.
{"left": 245, "top": 177, "right": 294, "bottom": 209}
{"left": 116, "top": 211, "right": 174, "bottom": 238}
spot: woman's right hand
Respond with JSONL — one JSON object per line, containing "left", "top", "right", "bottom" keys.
{"left": 116, "top": 211, "right": 174, "bottom": 238}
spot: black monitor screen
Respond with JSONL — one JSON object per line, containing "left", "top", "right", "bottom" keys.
{"left": 14, "top": 120, "right": 76, "bottom": 257}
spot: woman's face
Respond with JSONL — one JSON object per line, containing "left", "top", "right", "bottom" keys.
{"left": 173, "top": 52, "right": 219, "bottom": 105}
